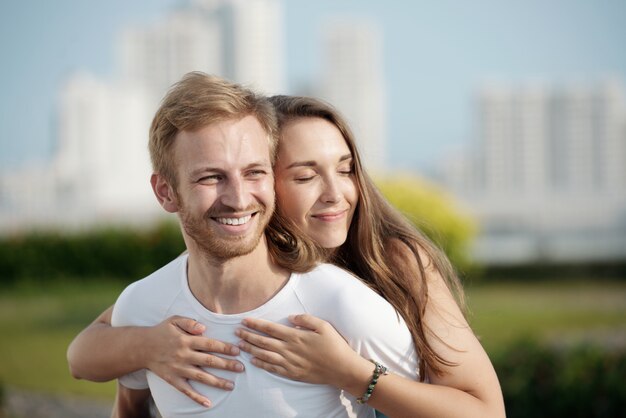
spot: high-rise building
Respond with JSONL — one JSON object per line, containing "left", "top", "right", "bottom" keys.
{"left": 0, "top": 0, "right": 286, "bottom": 231}
{"left": 447, "top": 80, "right": 626, "bottom": 264}
{"left": 472, "top": 80, "right": 626, "bottom": 198}
{"left": 54, "top": 73, "right": 155, "bottom": 218}
{"left": 475, "top": 85, "right": 548, "bottom": 197}
{"left": 119, "top": 0, "right": 285, "bottom": 100}
{"left": 319, "top": 20, "right": 387, "bottom": 172}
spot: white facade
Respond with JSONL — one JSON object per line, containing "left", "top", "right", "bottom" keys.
{"left": 319, "top": 20, "right": 387, "bottom": 172}
{"left": 225, "top": 0, "right": 285, "bottom": 94}
{"left": 476, "top": 85, "right": 548, "bottom": 197}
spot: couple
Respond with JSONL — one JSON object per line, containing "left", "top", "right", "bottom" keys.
{"left": 68, "top": 72, "right": 504, "bottom": 417}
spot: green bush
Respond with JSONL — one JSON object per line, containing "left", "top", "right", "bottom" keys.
{"left": 0, "top": 380, "right": 4, "bottom": 412}
{"left": 0, "top": 221, "right": 185, "bottom": 285}
{"left": 375, "top": 175, "right": 476, "bottom": 272}
{"left": 493, "top": 338, "right": 626, "bottom": 418}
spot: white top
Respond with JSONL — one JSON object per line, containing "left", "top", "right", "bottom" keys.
{"left": 112, "top": 255, "right": 418, "bottom": 418}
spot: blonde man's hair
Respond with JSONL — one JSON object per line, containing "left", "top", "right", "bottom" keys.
{"left": 149, "top": 72, "right": 278, "bottom": 189}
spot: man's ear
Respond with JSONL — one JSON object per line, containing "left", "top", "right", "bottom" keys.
{"left": 151, "top": 173, "right": 179, "bottom": 213}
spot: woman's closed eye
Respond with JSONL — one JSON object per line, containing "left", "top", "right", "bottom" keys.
{"left": 294, "top": 171, "right": 317, "bottom": 183}
{"left": 337, "top": 163, "right": 354, "bottom": 176}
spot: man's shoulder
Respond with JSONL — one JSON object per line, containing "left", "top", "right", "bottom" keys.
{"left": 111, "top": 255, "right": 186, "bottom": 326}
{"left": 304, "top": 263, "right": 357, "bottom": 281}
{"left": 300, "top": 263, "right": 370, "bottom": 292}
{"left": 295, "top": 263, "right": 384, "bottom": 313}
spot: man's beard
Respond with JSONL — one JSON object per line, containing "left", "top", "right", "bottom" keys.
{"left": 179, "top": 202, "right": 272, "bottom": 262}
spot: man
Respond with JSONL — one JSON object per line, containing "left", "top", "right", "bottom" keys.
{"left": 111, "top": 73, "right": 416, "bottom": 417}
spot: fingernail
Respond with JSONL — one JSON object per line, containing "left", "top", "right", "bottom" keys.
{"left": 230, "top": 346, "right": 240, "bottom": 355}
{"left": 202, "top": 400, "right": 211, "bottom": 408}
{"left": 234, "top": 363, "right": 244, "bottom": 372}
{"left": 193, "top": 323, "right": 205, "bottom": 332}
{"left": 241, "top": 319, "right": 248, "bottom": 326}
{"left": 235, "top": 329, "right": 242, "bottom": 337}
{"left": 225, "top": 382, "right": 235, "bottom": 390}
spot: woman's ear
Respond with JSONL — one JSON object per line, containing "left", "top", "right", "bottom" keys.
{"left": 151, "top": 173, "right": 179, "bottom": 213}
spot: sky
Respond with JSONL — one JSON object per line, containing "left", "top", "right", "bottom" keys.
{"left": 1, "top": 0, "right": 625, "bottom": 173}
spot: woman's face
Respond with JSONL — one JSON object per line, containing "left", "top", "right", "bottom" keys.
{"left": 274, "top": 117, "right": 359, "bottom": 249}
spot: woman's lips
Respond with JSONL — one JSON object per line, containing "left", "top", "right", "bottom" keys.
{"left": 311, "top": 209, "right": 348, "bottom": 222}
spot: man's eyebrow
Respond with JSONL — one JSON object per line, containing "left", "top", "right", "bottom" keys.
{"left": 189, "top": 166, "right": 220, "bottom": 177}
{"left": 190, "top": 161, "right": 270, "bottom": 176}
{"left": 286, "top": 154, "right": 352, "bottom": 169}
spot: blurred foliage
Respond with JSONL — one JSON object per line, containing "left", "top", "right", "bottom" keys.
{"left": 0, "top": 221, "right": 185, "bottom": 285}
{"left": 0, "top": 177, "right": 476, "bottom": 282}
{"left": 493, "top": 338, "right": 626, "bottom": 418}
{"left": 375, "top": 175, "right": 476, "bottom": 273}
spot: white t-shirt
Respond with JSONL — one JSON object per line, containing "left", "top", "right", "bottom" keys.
{"left": 112, "top": 255, "right": 418, "bottom": 418}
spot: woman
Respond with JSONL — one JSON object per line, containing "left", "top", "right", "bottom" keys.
{"left": 68, "top": 95, "right": 504, "bottom": 418}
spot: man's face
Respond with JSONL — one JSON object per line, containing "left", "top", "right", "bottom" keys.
{"left": 167, "top": 115, "right": 275, "bottom": 261}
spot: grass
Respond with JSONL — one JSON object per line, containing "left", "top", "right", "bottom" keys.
{"left": 0, "top": 279, "right": 126, "bottom": 400}
{"left": 466, "top": 278, "right": 626, "bottom": 353}
{"left": 1, "top": 277, "right": 625, "bottom": 401}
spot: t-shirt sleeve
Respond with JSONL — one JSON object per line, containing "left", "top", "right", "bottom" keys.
{"left": 111, "top": 282, "right": 150, "bottom": 390}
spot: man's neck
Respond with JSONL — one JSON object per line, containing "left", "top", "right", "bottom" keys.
{"left": 186, "top": 237, "right": 290, "bottom": 314}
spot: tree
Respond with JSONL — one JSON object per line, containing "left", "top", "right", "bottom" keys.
{"left": 376, "top": 175, "right": 476, "bottom": 272}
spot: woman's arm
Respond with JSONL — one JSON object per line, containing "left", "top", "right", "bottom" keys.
{"left": 237, "top": 248, "right": 505, "bottom": 418}
{"left": 67, "top": 305, "right": 244, "bottom": 406}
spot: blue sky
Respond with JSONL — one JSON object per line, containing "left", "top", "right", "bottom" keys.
{"left": 1, "top": 0, "right": 625, "bottom": 172}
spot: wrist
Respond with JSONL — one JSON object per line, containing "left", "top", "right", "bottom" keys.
{"left": 340, "top": 355, "right": 376, "bottom": 397}
{"left": 130, "top": 327, "right": 155, "bottom": 370}
{"left": 355, "top": 360, "right": 388, "bottom": 404}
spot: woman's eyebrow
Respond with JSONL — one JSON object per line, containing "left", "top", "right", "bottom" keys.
{"left": 286, "top": 154, "right": 352, "bottom": 169}
{"left": 286, "top": 160, "right": 316, "bottom": 169}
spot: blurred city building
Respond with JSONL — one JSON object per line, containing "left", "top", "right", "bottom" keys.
{"left": 443, "top": 79, "right": 626, "bottom": 264}
{"left": 0, "top": 0, "right": 285, "bottom": 231}
{"left": 318, "top": 19, "right": 387, "bottom": 173}
{"left": 118, "top": 0, "right": 285, "bottom": 99}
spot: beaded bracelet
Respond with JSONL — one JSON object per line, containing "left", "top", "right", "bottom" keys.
{"left": 356, "top": 359, "right": 389, "bottom": 404}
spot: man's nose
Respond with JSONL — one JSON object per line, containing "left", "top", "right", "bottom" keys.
{"left": 221, "top": 177, "right": 252, "bottom": 210}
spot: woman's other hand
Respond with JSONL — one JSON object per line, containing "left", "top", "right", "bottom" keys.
{"left": 236, "top": 314, "right": 369, "bottom": 390}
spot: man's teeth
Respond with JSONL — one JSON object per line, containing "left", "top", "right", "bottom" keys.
{"left": 216, "top": 215, "right": 252, "bottom": 225}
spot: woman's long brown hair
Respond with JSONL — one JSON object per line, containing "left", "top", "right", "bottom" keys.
{"left": 270, "top": 95, "right": 466, "bottom": 380}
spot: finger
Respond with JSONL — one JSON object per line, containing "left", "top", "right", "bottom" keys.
{"left": 191, "top": 337, "right": 240, "bottom": 356}
{"left": 170, "top": 316, "right": 206, "bottom": 335}
{"left": 188, "top": 352, "right": 245, "bottom": 373}
{"left": 180, "top": 366, "right": 236, "bottom": 391}
{"left": 288, "top": 313, "right": 327, "bottom": 332}
{"left": 241, "top": 318, "right": 294, "bottom": 340}
{"left": 249, "top": 357, "right": 288, "bottom": 377}
{"left": 237, "top": 340, "right": 284, "bottom": 365}
{"left": 236, "top": 327, "right": 283, "bottom": 351}
{"left": 169, "top": 377, "right": 212, "bottom": 407}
